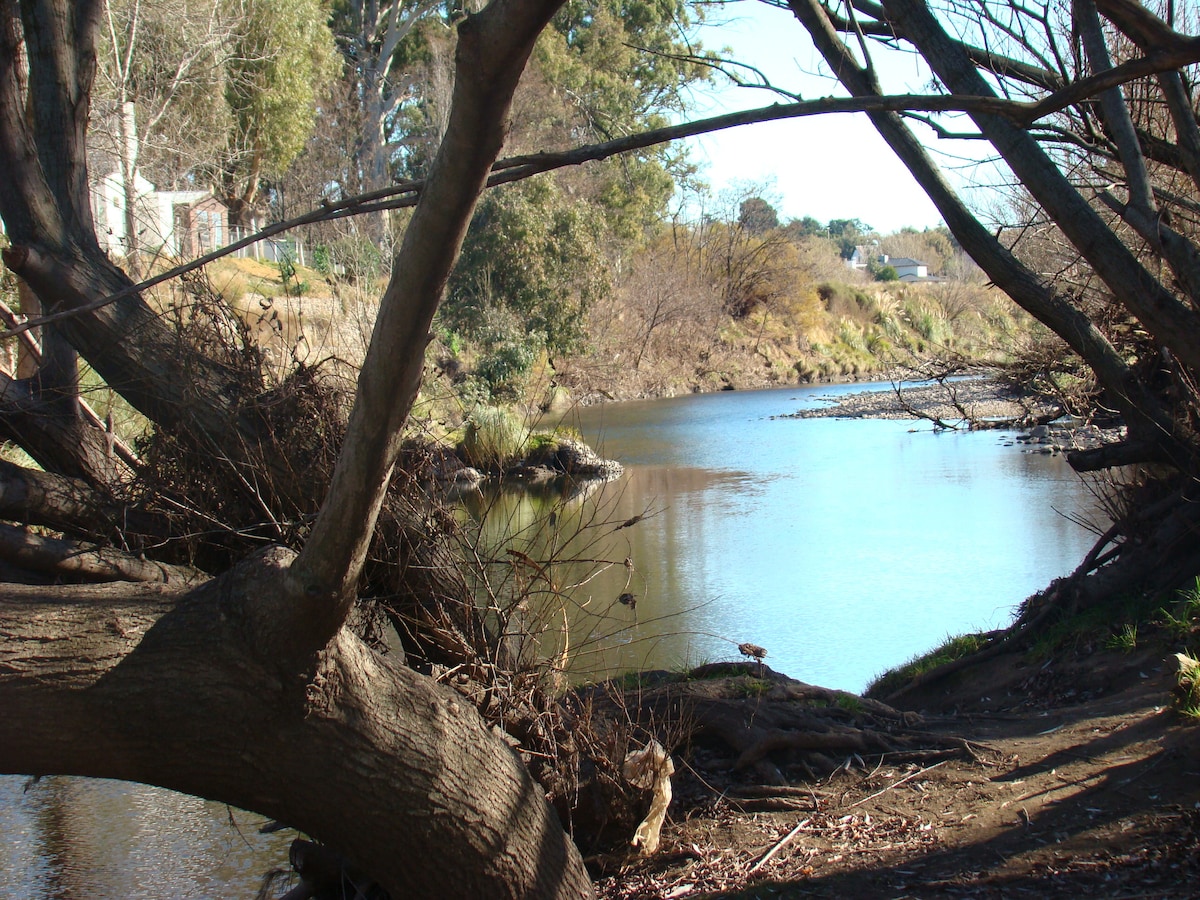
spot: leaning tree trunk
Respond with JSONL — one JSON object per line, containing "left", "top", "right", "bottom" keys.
{"left": 0, "top": 0, "right": 595, "bottom": 894}
{"left": 0, "top": 549, "right": 592, "bottom": 898}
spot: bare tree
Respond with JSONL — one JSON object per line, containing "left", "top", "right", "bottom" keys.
{"left": 779, "top": 0, "right": 1200, "bottom": 604}
{"left": 94, "top": 0, "right": 235, "bottom": 272}
{"left": 333, "top": 0, "right": 444, "bottom": 244}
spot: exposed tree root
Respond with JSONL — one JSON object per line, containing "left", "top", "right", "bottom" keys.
{"left": 561, "top": 663, "right": 982, "bottom": 850}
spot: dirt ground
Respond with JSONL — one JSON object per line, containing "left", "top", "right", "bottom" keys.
{"left": 591, "top": 643, "right": 1199, "bottom": 899}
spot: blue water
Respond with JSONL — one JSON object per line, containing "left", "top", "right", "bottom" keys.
{"left": 552, "top": 381, "right": 1104, "bottom": 691}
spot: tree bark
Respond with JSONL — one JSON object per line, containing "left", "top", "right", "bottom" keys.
{"left": 289, "top": 0, "right": 567, "bottom": 645}
{"left": 0, "top": 550, "right": 592, "bottom": 898}
{"left": 0, "top": 0, "right": 596, "bottom": 894}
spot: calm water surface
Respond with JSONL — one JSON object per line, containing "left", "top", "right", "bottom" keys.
{"left": 537, "top": 381, "right": 1103, "bottom": 690}
{"left": 0, "top": 381, "right": 1104, "bottom": 897}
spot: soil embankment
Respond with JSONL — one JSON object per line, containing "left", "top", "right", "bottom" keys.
{"left": 594, "top": 645, "right": 1199, "bottom": 899}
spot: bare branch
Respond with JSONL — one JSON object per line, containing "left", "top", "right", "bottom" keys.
{"left": 11, "top": 43, "right": 1200, "bottom": 340}
{"left": 0, "top": 522, "right": 203, "bottom": 585}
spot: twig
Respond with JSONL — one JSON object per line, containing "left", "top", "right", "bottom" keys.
{"left": 749, "top": 817, "right": 811, "bottom": 873}
{"left": 846, "top": 760, "right": 948, "bottom": 809}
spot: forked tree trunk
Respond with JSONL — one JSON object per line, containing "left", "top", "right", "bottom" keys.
{"left": 0, "top": 549, "right": 591, "bottom": 898}
{"left": 0, "top": 0, "right": 594, "bottom": 894}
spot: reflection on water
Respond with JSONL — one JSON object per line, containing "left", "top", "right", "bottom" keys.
{"left": 513, "top": 381, "right": 1106, "bottom": 692}
{"left": 0, "top": 381, "right": 1104, "bottom": 897}
{"left": 0, "top": 776, "right": 294, "bottom": 899}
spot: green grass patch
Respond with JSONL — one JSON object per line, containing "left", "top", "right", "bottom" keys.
{"left": 866, "top": 632, "right": 989, "bottom": 699}
{"left": 835, "top": 693, "right": 864, "bottom": 713}
{"left": 1157, "top": 577, "right": 1200, "bottom": 644}
{"left": 1105, "top": 623, "right": 1138, "bottom": 653}
{"left": 1026, "top": 589, "right": 1161, "bottom": 661}
{"left": 738, "top": 677, "right": 771, "bottom": 697}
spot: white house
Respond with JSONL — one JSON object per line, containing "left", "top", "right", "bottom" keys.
{"left": 847, "top": 249, "right": 931, "bottom": 281}
{"left": 846, "top": 245, "right": 873, "bottom": 270}
{"left": 883, "top": 256, "right": 930, "bottom": 281}
{"left": 90, "top": 171, "right": 225, "bottom": 259}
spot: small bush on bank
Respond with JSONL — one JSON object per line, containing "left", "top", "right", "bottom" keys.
{"left": 462, "top": 406, "right": 529, "bottom": 470}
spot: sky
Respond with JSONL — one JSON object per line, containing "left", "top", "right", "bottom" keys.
{"left": 678, "top": 1, "right": 958, "bottom": 235}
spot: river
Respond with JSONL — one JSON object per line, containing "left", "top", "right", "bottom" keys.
{"left": 0, "top": 381, "right": 1104, "bottom": 898}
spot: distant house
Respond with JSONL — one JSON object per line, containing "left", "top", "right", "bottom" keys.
{"left": 846, "top": 249, "right": 932, "bottom": 282}
{"left": 171, "top": 193, "right": 228, "bottom": 257}
{"left": 846, "top": 245, "right": 873, "bottom": 270}
{"left": 883, "top": 256, "right": 929, "bottom": 282}
{"left": 90, "top": 171, "right": 227, "bottom": 260}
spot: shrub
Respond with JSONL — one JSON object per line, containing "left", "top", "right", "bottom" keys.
{"left": 461, "top": 406, "right": 528, "bottom": 470}
{"left": 474, "top": 341, "right": 538, "bottom": 401}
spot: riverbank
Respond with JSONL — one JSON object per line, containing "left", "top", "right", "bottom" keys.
{"left": 593, "top": 638, "right": 1200, "bottom": 898}
{"left": 791, "top": 371, "right": 1057, "bottom": 422}
{"left": 787, "top": 369, "right": 1124, "bottom": 453}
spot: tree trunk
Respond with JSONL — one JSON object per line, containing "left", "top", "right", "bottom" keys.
{"left": 0, "top": 0, "right": 597, "bottom": 893}
{"left": 0, "top": 548, "right": 593, "bottom": 898}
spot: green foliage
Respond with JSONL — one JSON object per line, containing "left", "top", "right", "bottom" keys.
{"left": 1026, "top": 589, "right": 1162, "bottom": 661}
{"left": 904, "top": 296, "right": 950, "bottom": 345}
{"left": 738, "top": 677, "right": 771, "bottom": 697}
{"left": 474, "top": 341, "right": 540, "bottom": 402}
{"left": 738, "top": 196, "right": 780, "bottom": 235}
{"left": 98, "top": 0, "right": 337, "bottom": 213}
{"left": 448, "top": 305, "right": 548, "bottom": 401}
{"left": 225, "top": 0, "right": 339, "bottom": 179}
{"left": 866, "top": 632, "right": 988, "bottom": 698}
{"left": 543, "top": 0, "right": 708, "bottom": 137}
{"left": 532, "top": 0, "right": 711, "bottom": 235}
{"left": 835, "top": 693, "right": 864, "bottom": 713}
{"left": 827, "top": 218, "right": 872, "bottom": 258}
{"left": 311, "top": 244, "right": 332, "bottom": 276}
{"left": 277, "top": 250, "right": 309, "bottom": 298}
{"left": 784, "top": 216, "right": 825, "bottom": 239}
{"left": 872, "top": 263, "right": 899, "bottom": 282}
{"left": 1157, "top": 577, "right": 1200, "bottom": 642}
{"left": 447, "top": 179, "right": 609, "bottom": 357}
{"left": 1105, "top": 623, "right": 1138, "bottom": 652}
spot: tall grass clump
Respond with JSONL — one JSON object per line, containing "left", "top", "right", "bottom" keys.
{"left": 462, "top": 405, "right": 528, "bottom": 471}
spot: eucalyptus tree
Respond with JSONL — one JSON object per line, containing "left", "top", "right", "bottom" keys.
{"left": 438, "top": 0, "right": 712, "bottom": 384}
{"left": 218, "top": 0, "right": 339, "bottom": 227}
